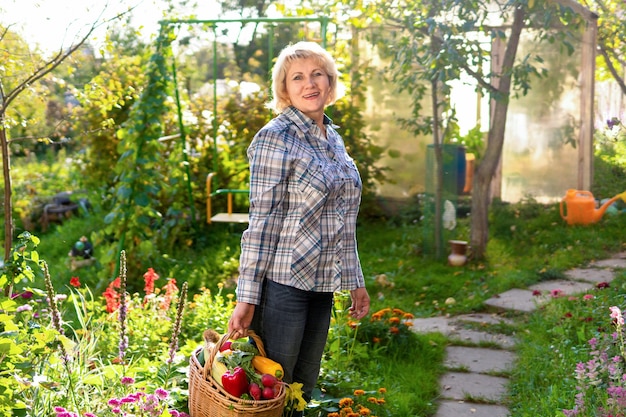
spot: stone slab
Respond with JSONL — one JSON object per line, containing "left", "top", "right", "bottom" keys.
{"left": 444, "top": 346, "right": 516, "bottom": 373}
{"left": 529, "top": 279, "right": 594, "bottom": 296}
{"left": 453, "top": 313, "right": 515, "bottom": 326}
{"left": 448, "top": 328, "right": 517, "bottom": 349}
{"left": 409, "top": 317, "right": 517, "bottom": 348}
{"left": 409, "top": 317, "right": 456, "bottom": 335}
{"left": 434, "top": 400, "right": 510, "bottom": 417}
{"left": 564, "top": 268, "right": 615, "bottom": 283}
{"left": 592, "top": 258, "right": 626, "bottom": 269}
{"left": 439, "top": 372, "right": 509, "bottom": 402}
{"left": 484, "top": 289, "right": 539, "bottom": 313}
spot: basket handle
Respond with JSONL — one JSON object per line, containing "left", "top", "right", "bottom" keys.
{"left": 203, "top": 329, "right": 267, "bottom": 380}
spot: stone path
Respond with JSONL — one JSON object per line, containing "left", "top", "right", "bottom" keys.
{"left": 409, "top": 252, "right": 626, "bottom": 417}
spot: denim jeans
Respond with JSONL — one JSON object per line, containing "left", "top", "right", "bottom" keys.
{"left": 251, "top": 279, "right": 333, "bottom": 401}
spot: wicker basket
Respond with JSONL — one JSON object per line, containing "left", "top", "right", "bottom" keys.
{"left": 188, "top": 330, "right": 286, "bottom": 417}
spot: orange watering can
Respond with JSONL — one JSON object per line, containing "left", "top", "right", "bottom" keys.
{"left": 560, "top": 189, "right": 626, "bottom": 225}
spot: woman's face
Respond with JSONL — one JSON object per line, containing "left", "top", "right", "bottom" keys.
{"left": 285, "top": 57, "right": 331, "bottom": 122}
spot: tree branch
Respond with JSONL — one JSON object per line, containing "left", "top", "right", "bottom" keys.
{"left": 598, "top": 41, "right": 626, "bottom": 96}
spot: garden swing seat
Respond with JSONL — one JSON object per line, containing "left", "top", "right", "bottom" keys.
{"left": 206, "top": 172, "right": 250, "bottom": 224}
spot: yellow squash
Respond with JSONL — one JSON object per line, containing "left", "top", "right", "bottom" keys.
{"left": 252, "top": 356, "right": 284, "bottom": 380}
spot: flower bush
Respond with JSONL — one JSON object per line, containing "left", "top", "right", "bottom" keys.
{"left": 1, "top": 233, "right": 412, "bottom": 416}
{"left": 326, "top": 388, "right": 388, "bottom": 417}
{"left": 563, "top": 305, "right": 626, "bottom": 416}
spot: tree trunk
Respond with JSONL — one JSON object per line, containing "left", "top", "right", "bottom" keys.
{"left": 470, "top": 6, "right": 525, "bottom": 260}
{"left": 1, "top": 118, "right": 12, "bottom": 264}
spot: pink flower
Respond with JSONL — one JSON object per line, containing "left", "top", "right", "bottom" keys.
{"left": 610, "top": 306, "right": 624, "bottom": 326}
{"left": 583, "top": 294, "right": 594, "bottom": 300}
{"left": 121, "top": 376, "right": 135, "bottom": 385}
{"left": 550, "top": 289, "right": 563, "bottom": 298}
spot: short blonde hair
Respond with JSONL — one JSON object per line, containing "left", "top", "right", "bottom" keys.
{"left": 267, "top": 41, "right": 340, "bottom": 113}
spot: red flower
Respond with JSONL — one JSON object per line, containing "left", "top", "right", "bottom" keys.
{"left": 70, "top": 276, "right": 81, "bottom": 288}
{"left": 160, "top": 278, "right": 178, "bottom": 310}
{"left": 143, "top": 268, "right": 159, "bottom": 295}
{"left": 103, "top": 277, "right": 121, "bottom": 313}
{"left": 597, "top": 281, "right": 610, "bottom": 289}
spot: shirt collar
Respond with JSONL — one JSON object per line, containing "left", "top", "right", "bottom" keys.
{"left": 283, "top": 106, "right": 336, "bottom": 132}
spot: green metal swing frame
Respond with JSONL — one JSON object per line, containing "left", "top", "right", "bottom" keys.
{"left": 160, "top": 16, "right": 329, "bottom": 224}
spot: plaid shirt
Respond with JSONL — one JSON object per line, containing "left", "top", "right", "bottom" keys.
{"left": 236, "top": 106, "right": 365, "bottom": 304}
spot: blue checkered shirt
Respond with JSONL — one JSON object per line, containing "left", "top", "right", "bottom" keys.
{"left": 236, "top": 106, "right": 365, "bottom": 304}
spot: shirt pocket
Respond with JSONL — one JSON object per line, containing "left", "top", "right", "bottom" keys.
{"left": 292, "top": 157, "right": 329, "bottom": 195}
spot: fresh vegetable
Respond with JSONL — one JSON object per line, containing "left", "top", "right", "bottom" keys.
{"left": 231, "top": 340, "right": 260, "bottom": 355}
{"left": 262, "top": 386, "right": 276, "bottom": 400}
{"left": 252, "top": 356, "right": 284, "bottom": 380}
{"left": 220, "top": 348, "right": 260, "bottom": 385}
{"left": 219, "top": 341, "right": 232, "bottom": 352}
{"left": 222, "top": 366, "right": 249, "bottom": 398}
{"left": 261, "top": 373, "right": 279, "bottom": 388}
{"left": 211, "top": 350, "right": 231, "bottom": 387}
{"left": 249, "top": 382, "right": 262, "bottom": 400}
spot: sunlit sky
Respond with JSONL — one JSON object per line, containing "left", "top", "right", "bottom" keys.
{"left": 1, "top": 0, "right": 209, "bottom": 55}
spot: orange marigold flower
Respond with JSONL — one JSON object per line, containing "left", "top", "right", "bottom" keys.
{"left": 359, "top": 407, "right": 371, "bottom": 415}
{"left": 347, "top": 413, "right": 359, "bottom": 417}
{"left": 378, "top": 388, "right": 387, "bottom": 394}
{"left": 367, "top": 397, "right": 378, "bottom": 404}
{"left": 342, "top": 407, "right": 355, "bottom": 414}
{"left": 388, "top": 317, "right": 401, "bottom": 324}
{"left": 372, "top": 337, "right": 381, "bottom": 344}
{"left": 370, "top": 312, "right": 383, "bottom": 321}
{"left": 389, "top": 326, "right": 400, "bottom": 334}
{"left": 404, "top": 321, "right": 414, "bottom": 327}
{"left": 348, "top": 321, "right": 359, "bottom": 328}
{"left": 376, "top": 398, "right": 386, "bottom": 405}
{"left": 328, "top": 414, "right": 339, "bottom": 417}
{"left": 403, "top": 312, "right": 415, "bottom": 319}
{"left": 354, "top": 389, "right": 365, "bottom": 396}
{"left": 339, "top": 398, "right": 354, "bottom": 408}
{"left": 392, "top": 308, "right": 404, "bottom": 315}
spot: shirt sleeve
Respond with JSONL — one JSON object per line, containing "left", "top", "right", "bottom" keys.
{"left": 235, "top": 128, "right": 290, "bottom": 304}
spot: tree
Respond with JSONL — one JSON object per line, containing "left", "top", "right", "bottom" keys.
{"left": 379, "top": 0, "right": 583, "bottom": 259}
{"left": 585, "top": 0, "right": 626, "bottom": 95}
{"left": 0, "top": 5, "right": 132, "bottom": 291}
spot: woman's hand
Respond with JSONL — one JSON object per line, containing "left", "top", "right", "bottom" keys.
{"left": 228, "top": 302, "right": 255, "bottom": 339}
{"left": 348, "top": 287, "right": 370, "bottom": 319}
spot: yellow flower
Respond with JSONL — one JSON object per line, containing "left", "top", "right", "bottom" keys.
{"left": 285, "top": 382, "right": 307, "bottom": 412}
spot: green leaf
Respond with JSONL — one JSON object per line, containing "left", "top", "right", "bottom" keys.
{"left": 0, "top": 337, "right": 23, "bottom": 355}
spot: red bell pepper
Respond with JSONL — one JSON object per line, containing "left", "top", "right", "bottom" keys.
{"left": 222, "top": 366, "right": 249, "bottom": 398}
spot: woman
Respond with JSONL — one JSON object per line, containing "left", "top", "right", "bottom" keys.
{"left": 228, "top": 41, "right": 370, "bottom": 411}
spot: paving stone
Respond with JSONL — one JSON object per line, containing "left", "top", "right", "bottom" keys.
{"left": 448, "top": 328, "right": 517, "bottom": 349}
{"left": 592, "top": 258, "right": 626, "bottom": 269}
{"left": 484, "top": 289, "right": 539, "bottom": 313}
{"left": 439, "top": 372, "right": 509, "bottom": 402}
{"left": 434, "top": 400, "right": 510, "bottom": 417}
{"left": 409, "top": 317, "right": 456, "bottom": 335}
{"left": 444, "top": 346, "right": 516, "bottom": 373}
{"left": 564, "top": 268, "right": 615, "bottom": 283}
{"left": 453, "top": 313, "right": 516, "bottom": 326}
{"left": 529, "top": 279, "right": 594, "bottom": 296}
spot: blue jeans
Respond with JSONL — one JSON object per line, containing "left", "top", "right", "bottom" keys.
{"left": 251, "top": 279, "right": 333, "bottom": 401}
